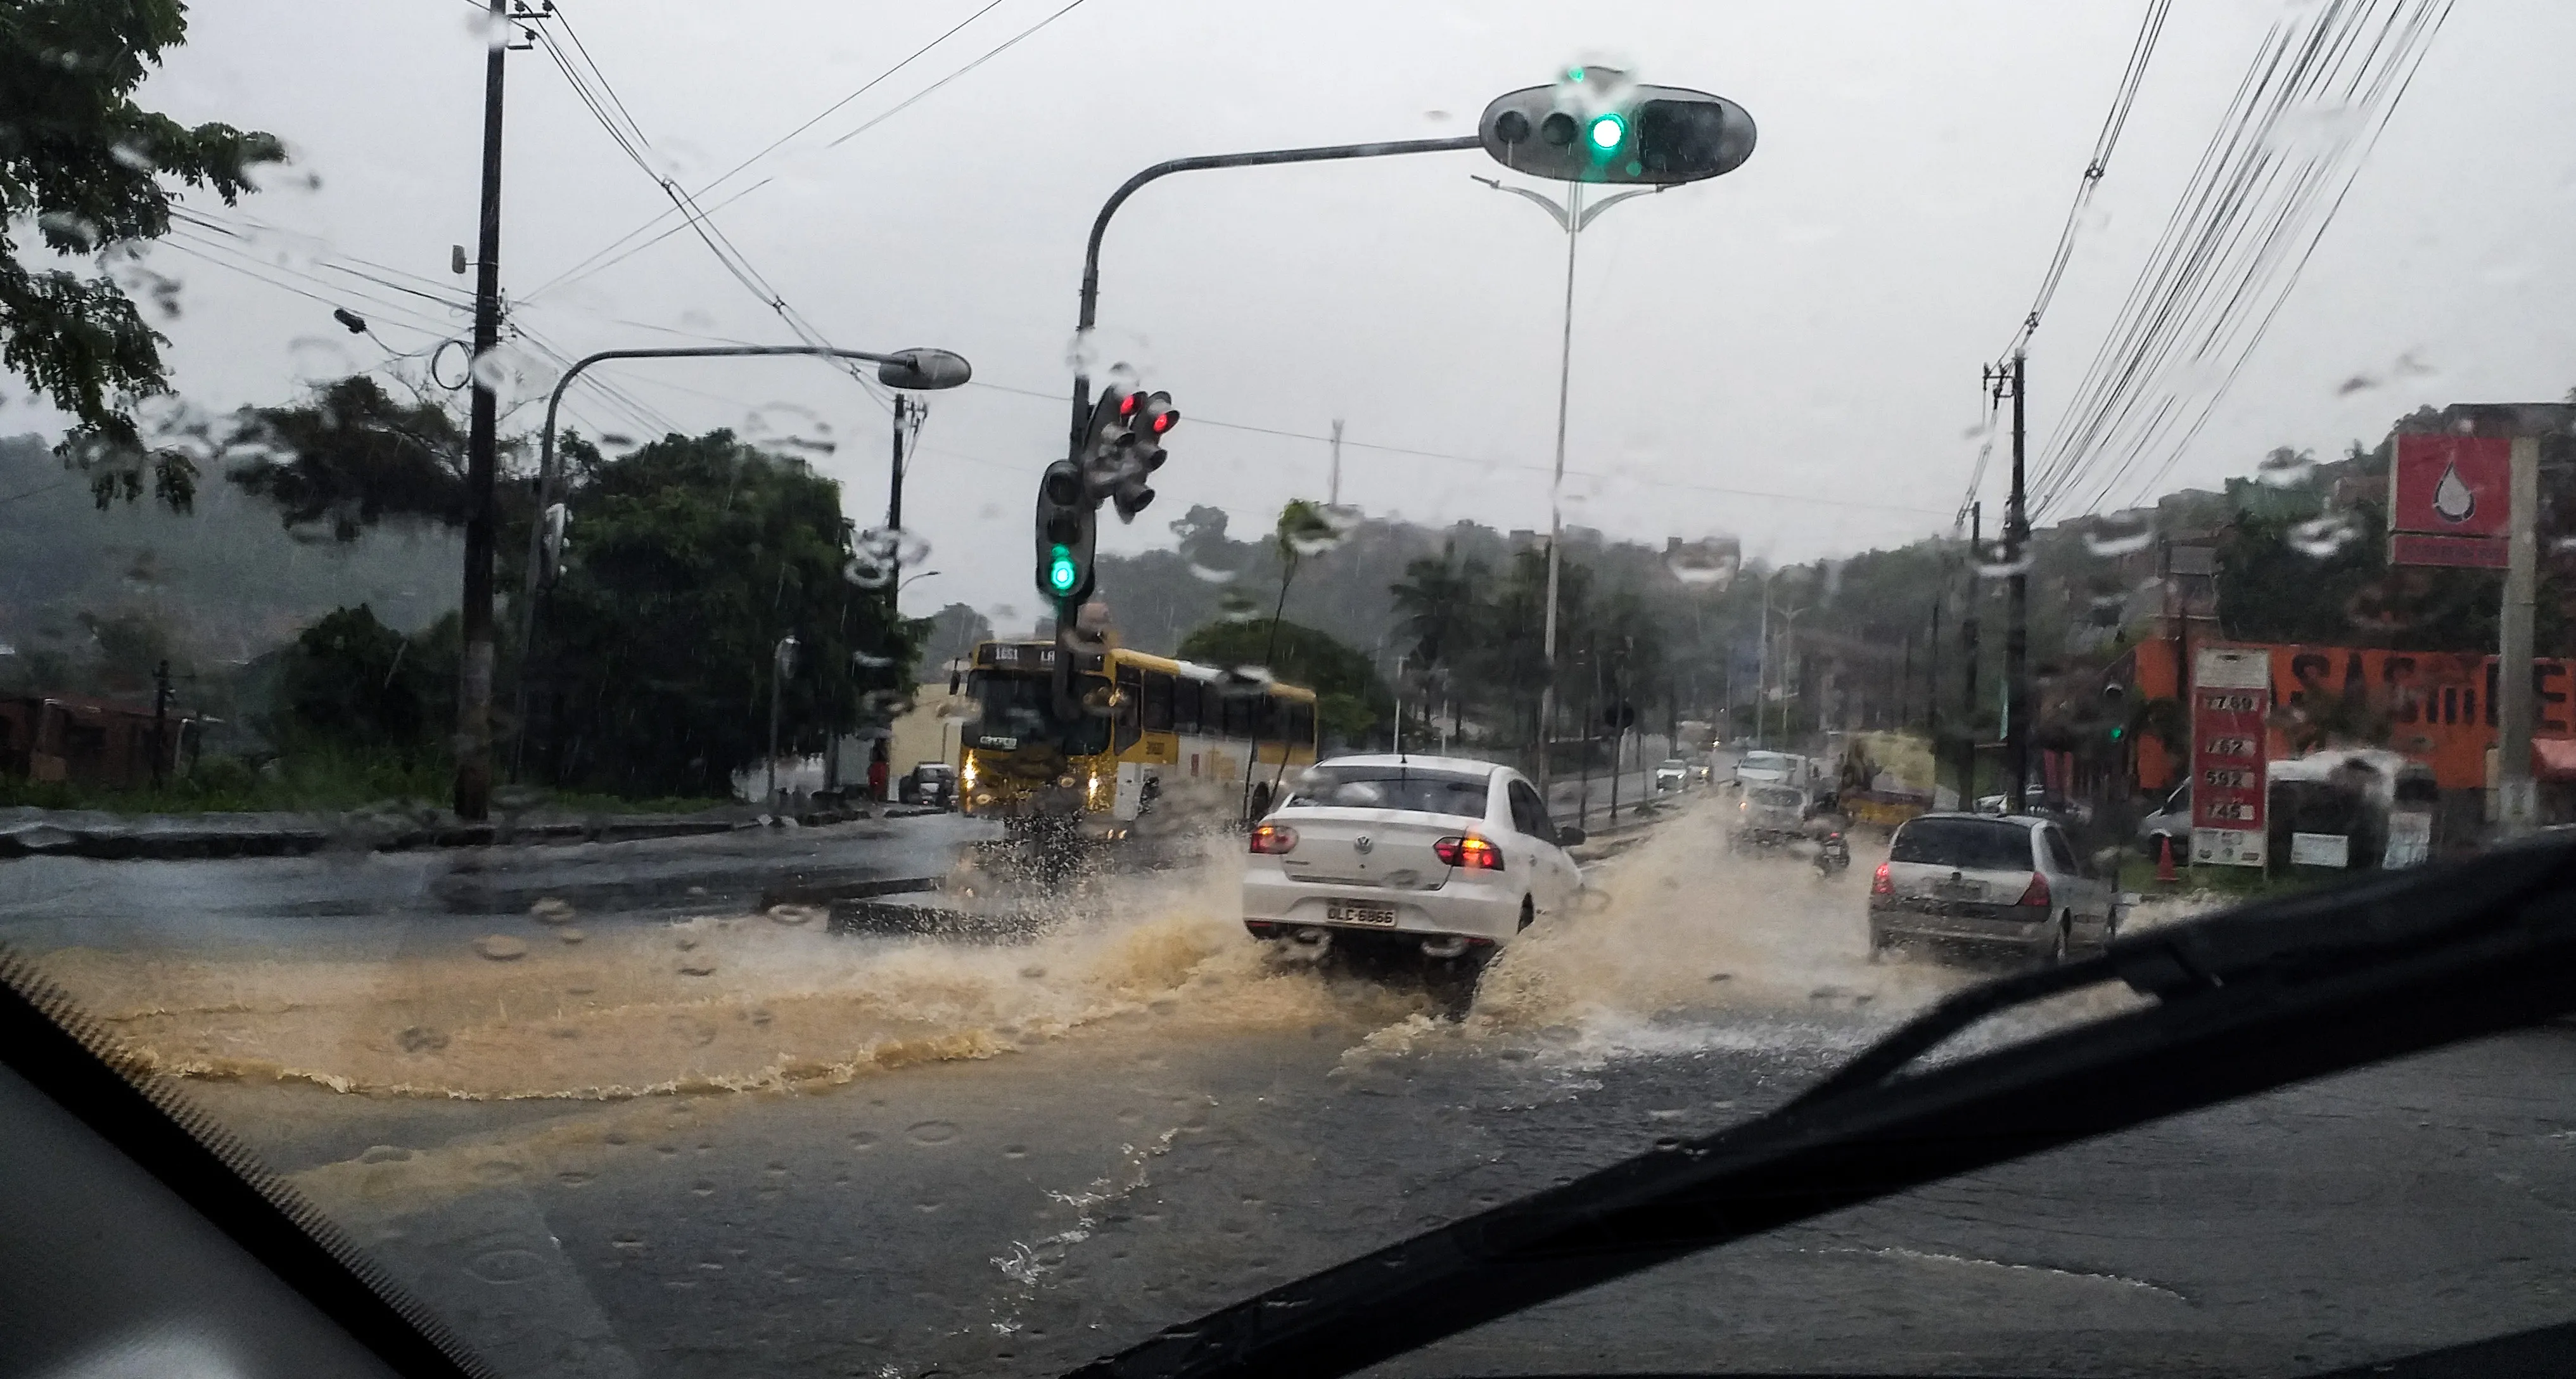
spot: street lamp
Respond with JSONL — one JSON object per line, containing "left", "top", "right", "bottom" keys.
{"left": 504, "top": 342, "right": 969, "bottom": 788}
{"left": 1474, "top": 174, "right": 1672, "bottom": 796}
{"left": 898, "top": 569, "right": 943, "bottom": 597}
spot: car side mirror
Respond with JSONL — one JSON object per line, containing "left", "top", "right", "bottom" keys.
{"left": 1556, "top": 825, "right": 1587, "bottom": 847}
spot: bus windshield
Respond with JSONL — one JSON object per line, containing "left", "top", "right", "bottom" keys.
{"left": 966, "top": 670, "right": 1110, "bottom": 757}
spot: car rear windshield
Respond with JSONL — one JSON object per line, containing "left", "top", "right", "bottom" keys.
{"left": 1891, "top": 818, "right": 2036, "bottom": 871}
{"left": 1283, "top": 767, "right": 1489, "bottom": 816}
{"left": 1750, "top": 786, "right": 1803, "bottom": 809}
{"left": 1740, "top": 753, "right": 1792, "bottom": 773}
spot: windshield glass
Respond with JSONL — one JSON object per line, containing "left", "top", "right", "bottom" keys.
{"left": 967, "top": 669, "right": 1110, "bottom": 756}
{"left": 1282, "top": 765, "right": 1489, "bottom": 815}
{"left": 0, "top": 4, "right": 2565, "bottom": 1378}
{"left": 1892, "top": 818, "right": 2037, "bottom": 870}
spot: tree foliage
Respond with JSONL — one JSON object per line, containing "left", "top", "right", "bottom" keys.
{"left": 1, "top": 0, "right": 286, "bottom": 507}
{"left": 1176, "top": 617, "right": 1387, "bottom": 746}
{"left": 520, "top": 431, "right": 918, "bottom": 797}
{"left": 273, "top": 603, "right": 456, "bottom": 756}
{"left": 227, "top": 375, "right": 476, "bottom": 541}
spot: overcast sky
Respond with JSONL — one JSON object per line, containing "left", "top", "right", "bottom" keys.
{"left": 6, "top": 0, "right": 2572, "bottom": 628}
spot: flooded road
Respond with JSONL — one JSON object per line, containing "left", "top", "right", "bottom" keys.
{"left": 10, "top": 798, "right": 2573, "bottom": 1378}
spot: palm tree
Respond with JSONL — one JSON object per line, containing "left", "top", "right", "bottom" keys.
{"left": 1390, "top": 542, "right": 1489, "bottom": 739}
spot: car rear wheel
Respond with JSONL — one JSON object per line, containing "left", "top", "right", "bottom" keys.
{"left": 1517, "top": 894, "right": 1535, "bottom": 931}
{"left": 2047, "top": 914, "right": 2071, "bottom": 966}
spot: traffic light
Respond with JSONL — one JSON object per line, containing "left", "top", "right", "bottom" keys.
{"left": 2103, "top": 682, "right": 2128, "bottom": 742}
{"left": 1079, "top": 381, "right": 1179, "bottom": 523}
{"left": 1479, "top": 69, "right": 1756, "bottom": 184}
{"left": 1033, "top": 459, "right": 1095, "bottom": 605}
{"left": 538, "top": 501, "right": 571, "bottom": 587}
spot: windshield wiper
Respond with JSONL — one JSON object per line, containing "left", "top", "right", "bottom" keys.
{"left": 1068, "top": 833, "right": 2576, "bottom": 1379}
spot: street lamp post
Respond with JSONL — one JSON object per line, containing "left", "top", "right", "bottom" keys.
{"left": 505, "top": 343, "right": 969, "bottom": 786}
{"left": 767, "top": 632, "right": 799, "bottom": 816}
{"left": 1473, "top": 175, "right": 1670, "bottom": 799}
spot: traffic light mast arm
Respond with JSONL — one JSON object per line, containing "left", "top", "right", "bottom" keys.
{"left": 1067, "top": 134, "right": 1481, "bottom": 460}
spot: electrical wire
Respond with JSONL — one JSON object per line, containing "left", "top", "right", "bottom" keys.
{"left": 955, "top": 379, "right": 1953, "bottom": 518}
{"left": 2027, "top": 0, "right": 2451, "bottom": 520}
{"left": 1998, "top": 0, "right": 2174, "bottom": 362}
{"left": 529, "top": 14, "right": 895, "bottom": 414}
{"left": 523, "top": 0, "right": 1094, "bottom": 303}
{"left": 519, "top": 0, "right": 1012, "bottom": 300}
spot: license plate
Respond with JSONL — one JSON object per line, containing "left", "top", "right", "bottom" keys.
{"left": 1327, "top": 900, "right": 1397, "bottom": 927}
{"left": 1933, "top": 878, "right": 1981, "bottom": 901}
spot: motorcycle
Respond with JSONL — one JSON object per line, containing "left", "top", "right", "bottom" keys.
{"left": 1813, "top": 830, "right": 1852, "bottom": 878}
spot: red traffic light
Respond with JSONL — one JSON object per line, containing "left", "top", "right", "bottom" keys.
{"left": 1118, "top": 391, "right": 1142, "bottom": 418}
{"left": 1149, "top": 409, "right": 1177, "bottom": 435}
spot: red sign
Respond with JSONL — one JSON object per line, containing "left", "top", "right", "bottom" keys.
{"left": 2390, "top": 532, "right": 2509, "bottom": 568}
{"left": 2191, "top": 648, "right": 2271, "bottom": 867}
{"left": 2391, "top": 434, "right": 2509, "bottom": 567}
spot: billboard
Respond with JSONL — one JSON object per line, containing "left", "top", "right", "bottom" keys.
{"left": 2191, "top": 647, "right": 2271, "bottom": 867}
{"left": 2390, "top": 433, "right": 2510, "bottom": 568}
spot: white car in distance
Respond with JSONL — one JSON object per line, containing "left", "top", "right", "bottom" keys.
{"left": 1241, "top": 755, "right": 1584, "bottom": 983}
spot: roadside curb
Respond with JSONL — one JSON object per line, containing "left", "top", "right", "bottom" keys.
{"left": 0, "top": 814, "right": 749, "bottom": 862}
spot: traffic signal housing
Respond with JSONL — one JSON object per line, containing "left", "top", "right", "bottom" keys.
{"left": 538, "top": 502, "right": 571, "bottom": 588}
{"left": 1479, "top": 70, "right": 1756, "bottom": 184}
{"left": 1033, "top": 459, "right": 1095, "bottom": 605}
{"left": 1079, "top": 382, "right": 1179, "bottom": 524}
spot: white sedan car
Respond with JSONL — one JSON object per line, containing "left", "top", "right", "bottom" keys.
{"left": 1241, "top": 755, "right": 1584, "bottom": 972}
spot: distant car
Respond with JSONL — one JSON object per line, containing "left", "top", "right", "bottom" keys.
{"left": 2138, "top": 782, "right": 2190, "bottom": 852}
{"left": 1240, "top": 755, "right": 1585, "bottom": 992}
{"left": 896, "top": 763, "right": 957, "bottom": 809}
{"left": 1973, "top": 786, "right": 2094, "bottom": 828}
{"left": 1734, "top": 750, "right": 1799, "bottom": 787}
{"left": 1870, "top": 812, "right": 2127, "bottom": 965}
{"left": 1732, "top": 783, "right": 1811, "bottom": 850}
{"left": 1654, "top": 757, "right": 1690, "bottom": 791}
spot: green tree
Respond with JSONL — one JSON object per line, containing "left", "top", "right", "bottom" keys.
{"left": 1177, "top": 617, "right": 1389, "bottom": 747}
{"left": 522, "top": 431, "right": 917, "bottom": 797}
{"left": 226, "top": 375, "right": 476, "bottom": 541}
{"left": 273, "top": 604, "right": 456, "bottom": 756}
{"left": 2, "top": 1, "right": 285, "bottom": 508}
{"left": 1389, "top": 541, "right": 1488, "bottom": 737}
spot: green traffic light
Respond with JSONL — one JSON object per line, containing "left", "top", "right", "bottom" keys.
{"left": 1047, "top": 543, "right": 1078, "bottom": 596}
{"left": 1587, "top": 112, "right": 1625, "bottom": 151}
{"left": 2110, "top": 726, "right": 2126, "bottom": 741}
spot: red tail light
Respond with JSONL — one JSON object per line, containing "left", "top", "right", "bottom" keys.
{"left": 2016, "top": 871, "right": 2052, "bottom": 908}
{"left": 1432, "top": 835, "right": 1505, "bottom": 871}
{"left": 1249, "top": 824, "right": 1298, "bottom": 855}
{"left": 1871, "top": 862, "right": 1893, "bottom": 895}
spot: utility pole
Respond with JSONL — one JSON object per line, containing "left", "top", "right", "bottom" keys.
{"left": 151, "top": 658, "right": 171, "bottom": 788}
{"left": 2499, "top": 434, "right": 2542, "bottom": 833}
{"left": 1957, "top": 503, "right": 1982, "bottom": 803}
{"left": 453, "top": 0, "right": 515, "bottom": 822}
{"left": 1925, "top": 589, "right": 1943, "bottom": 792}
{"left": 888, "top": 395, "right": 912, "bottom": 535}
{"left": 1989, "top": 352, "right": 2031, "bottom": 814}
{"left": 1328, "top": 418, "right": 1344, "bottom": 508}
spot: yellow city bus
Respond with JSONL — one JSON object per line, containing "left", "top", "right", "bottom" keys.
{"left": 956, "top": 639, "right": 1318, "bottom": 829}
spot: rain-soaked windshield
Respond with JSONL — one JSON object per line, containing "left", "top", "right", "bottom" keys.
{"left": 3, "top": 3, "right": 2573, "bottom": 1377}
{"left": 1281, "top": 765, "right": 1491, "bottom": 815}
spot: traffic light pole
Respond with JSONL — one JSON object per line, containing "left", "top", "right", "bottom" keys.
{"left": 1065, "top": 136, "right": 1478, "bottom": 462}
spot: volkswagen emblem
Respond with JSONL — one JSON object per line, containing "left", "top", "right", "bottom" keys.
{"left": 1353, "top": 834, "right": 1375, "bottom": 855}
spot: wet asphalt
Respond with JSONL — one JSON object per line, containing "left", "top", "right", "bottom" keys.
{"left": 13, "top": 793, "right": 2576, "bottom": 1379}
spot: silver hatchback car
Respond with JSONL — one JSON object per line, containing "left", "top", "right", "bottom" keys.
{"left": 1869, "top": 812, "right": 2127, "bottom": 964}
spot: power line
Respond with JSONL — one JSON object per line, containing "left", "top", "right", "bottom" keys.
{"left": 523, "top": 0, "right": 1094, "bottom": 303}
{"left": 1998, "top": 0, "right": 2175, "bottom": 362}
{"left": 528, "top": 13, "right": 895, "bottom": 414}
{"left": 2028, "top": 0, "right": 2452, "bottom": 519}
{"left": 957, "top": 378, "right": 1951, "bottom": 518}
